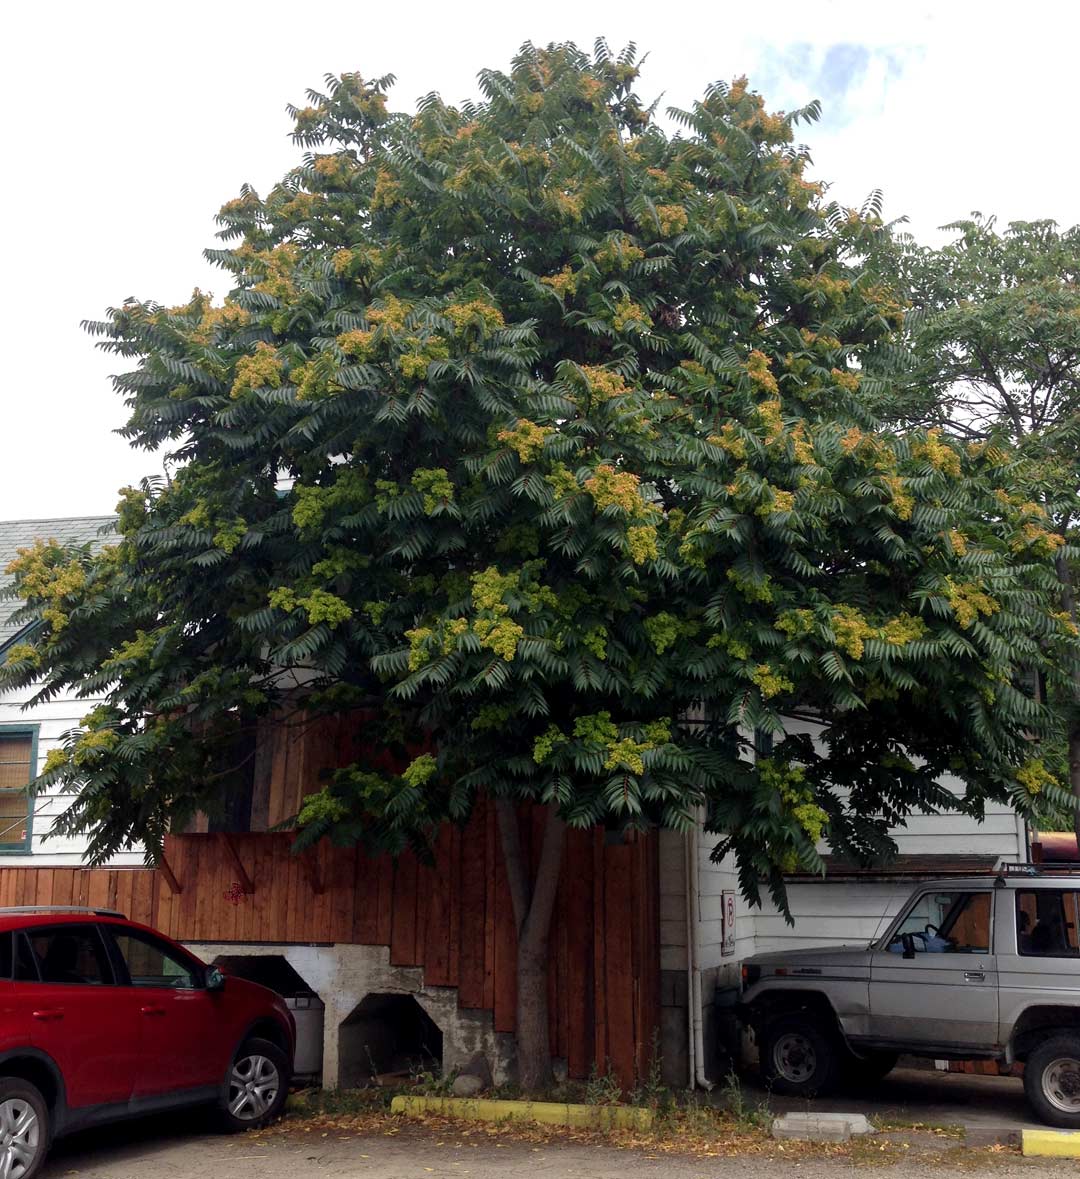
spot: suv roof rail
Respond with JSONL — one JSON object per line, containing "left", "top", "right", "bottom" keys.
{"left": 0, "top": 905, "right": 125, "bottom": 918}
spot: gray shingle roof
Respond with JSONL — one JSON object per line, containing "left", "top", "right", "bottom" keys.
{"left": 0, "top": 516, "right": 116, "bottom": 650}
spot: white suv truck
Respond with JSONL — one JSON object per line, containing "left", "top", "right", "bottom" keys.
{"left": 738, "top": 869, "right": 1080, "bottom": 1126}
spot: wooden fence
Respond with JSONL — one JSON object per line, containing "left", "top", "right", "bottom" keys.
{"left": 0, "top": 796, "right": 660, "bottom": 1087}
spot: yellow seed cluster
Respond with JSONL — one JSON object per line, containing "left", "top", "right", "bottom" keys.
{"left": 230, "top": 342, "right": 283, "bottom": 399}
{"left": 580, "top": 366, "right": 630, "bottom": 401}
{"left": 708, "top": 422, "right": 747, "bottom": 459}
{"left": 831, "top": 368, "right": 861, "bottom": 394}
{"left": 1015, "top": 758, "right": 1057, "bottom": 796}
{"left": 754, "top": 398, "right": 784, "bottom": 444}
{"left": 882, "top": 475, "right": 914, "bottom": 520}
{"left": 497, "top": 419, "right": 552, "bottom": 462}
{"left": 750, "top": 663, "right": 794, "bottom": 699}
{"left": 6, "top": 541, "right": 87, "bottom": 634}
{"left": 367, "top": 294, "right": 411, "bottom": 332}
{"left": 626, "top": 525, "right": 659, "bottom": 565}
{"left": 444, "top": 300, "right": 505, "bottom": 334}
{"left": 912, "top": 429, "right": 962, "bottom": 477}
{"left": 584, "top": 466, "right": 647, "bottom": 514}
{"left": 831, "top": 605, "right": 874, "bottom": 660}
{"left": 944, "top": 579, "right": 1000, "bottom": 629}
{"left": 746, "top": 350, "right": 779, "bottom": 395}
{"left": 337, "top": 329, "right": 375, "bottom": 358}
{"left": 654, "top": 204, "right": 688, "bottom": 236}
{"left": 540, "top": 266, "right": 579, "bottom": 298}
{"left": 612, "top": 297, "right": 650, "bottom": 332}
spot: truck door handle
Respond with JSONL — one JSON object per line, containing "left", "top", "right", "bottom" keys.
{"left": 32, "top": 1009, "right": 64, "bottom": 1021}
{"left": 140, "top": 1005, "right": 166, "bottom": 1017}
{"left": 964, "top": 971, "right": 985, "bottom": 982}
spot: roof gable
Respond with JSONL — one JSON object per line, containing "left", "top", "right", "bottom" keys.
{"left": 0, "top": 516, "right": 116, "bottom": 650}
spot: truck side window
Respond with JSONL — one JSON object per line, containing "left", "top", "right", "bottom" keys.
{"left": 887, "top": 891, "right": 991, "bottom": 954}
{"left": 1017, "top": 891, "right": 1080, "bottom": 957}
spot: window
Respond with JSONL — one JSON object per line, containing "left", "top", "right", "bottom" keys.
{"left": 16, "top": 926, "right": 113, "bottom": 985}
{"left": 1017, "top": 891, "right": 1080, "bottom": 957}
{"left": 111, "top": 928, "right": 201, "bottom": 989}
{"left": 0, "top": 729, "right": 35, "bottom": 853}
{"left": 886, "top": 890, "right": 992, "bottom": 954}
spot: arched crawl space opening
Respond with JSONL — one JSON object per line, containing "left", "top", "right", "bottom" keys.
{"left": 339, "top": 993, "right": 443, "bottom": 1087}
{"left": 212, "top": 954, "right": 325, "bottom": 1078}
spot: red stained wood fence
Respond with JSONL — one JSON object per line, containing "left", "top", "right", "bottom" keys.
{"left": 0, "top": 797, "right": 660, "bottom": 1088}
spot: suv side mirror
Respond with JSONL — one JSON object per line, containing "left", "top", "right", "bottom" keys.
{"left": 901, "top": 933, "right": 917, "bottom": 960}
{"left": 205, "top": 966, "right": 226, "bottom": 992}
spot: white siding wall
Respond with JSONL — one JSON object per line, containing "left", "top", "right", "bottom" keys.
{"left": 696, "top": 837, "right": 756, "bottom": 971}
{"left": 0, "top": 683, "right": 143, "bottom": 865}
{"left": 660, "top": 715, "right": 1028, "bottom": 967}
{"left": 658, "top": 828, "right": 688, "bottom": 972}
{"left": 753, "top": 882, "right": 920, "bottom": 954}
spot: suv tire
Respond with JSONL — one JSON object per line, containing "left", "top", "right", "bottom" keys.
{"left": 217, "top": 1037, "right": 289, "bottom": 1133}
{"left": 1024, "top": 1033, "right": 1080, "bottom": 1129}
{"left": 760, "top": 1013, "right": 841, "bottom": 1097}
{"left": 0, "top": 1077, "right": 49, "bottom": 1179}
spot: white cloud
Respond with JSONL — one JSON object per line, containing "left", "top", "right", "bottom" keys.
{"left": 1, "top": 0, "right": 1076, "bottom": 518}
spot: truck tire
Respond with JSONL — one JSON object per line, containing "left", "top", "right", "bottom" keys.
{"left": 1024, "top": 1033, "right": 1080, "bottom": 1129}
{"left": 842, "top": 1048, "right": 898, "bottom": 1087}
{"left": 760, "top": 1013, "right": 841, "bottom": 1097}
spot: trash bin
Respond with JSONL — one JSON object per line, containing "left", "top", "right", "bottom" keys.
{"left": 214, "top": 955, "right": 325, "bottom": 1080}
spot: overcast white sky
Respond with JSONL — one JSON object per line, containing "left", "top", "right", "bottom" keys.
{"left": 2, "top": 0, "right": 1077, "bottom": 521}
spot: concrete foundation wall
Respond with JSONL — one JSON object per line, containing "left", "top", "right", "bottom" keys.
{"left": 187, "top": 940, "right": 516, "bottom": 1090}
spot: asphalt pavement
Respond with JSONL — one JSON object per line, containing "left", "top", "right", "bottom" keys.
{"left": 37, "top": 1069, "right": 1059, "bottom": 1178}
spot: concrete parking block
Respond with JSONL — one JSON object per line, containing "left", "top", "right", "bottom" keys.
{"left": 772, "top": 1112, "right": 873, "bottom": 1142}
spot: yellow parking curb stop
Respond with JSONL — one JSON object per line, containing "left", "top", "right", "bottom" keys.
{"left": 390, "top": 1095, "right": 654, "bottom": 1131}
{"left": 1022, "top": 1129, "right": 1080, "bottom": 1158}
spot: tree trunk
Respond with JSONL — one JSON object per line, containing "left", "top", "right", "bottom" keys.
{"left": 495, "top": 797, "right": 566, "bottom": 1092}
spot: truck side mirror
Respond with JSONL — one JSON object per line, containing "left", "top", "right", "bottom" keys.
{"left": 901, "top": 933, "right": 917, "bottom": 960}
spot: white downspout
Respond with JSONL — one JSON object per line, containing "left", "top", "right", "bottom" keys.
{"left": 686, "top": 810, "right": 713, "bottom": 1090}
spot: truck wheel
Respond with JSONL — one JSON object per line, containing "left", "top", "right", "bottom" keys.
{"left": 760, "top": 1014, "right": 840, "bottom": 1096}
{"left": 1025, "top": 1034, "right": 1080, "bottom": 1129}
{"left": 843, "top": 1049, "right": 898, "bottom": 1087}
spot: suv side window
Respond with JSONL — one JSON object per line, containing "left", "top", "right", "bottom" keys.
{"left": 887, "top": 891, "right": 992, "bottom": 954}
{"left": 109, "top": 927, "right": 201, "bottom": 989}
{"left": 1017, "top": 890, "right": 1080, "bottom": 957}
{"left": 17, "top": 925, "right": 114, "bottom": 985}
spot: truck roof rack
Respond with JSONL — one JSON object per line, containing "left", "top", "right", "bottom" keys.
{"left": 0, "top": 906, "right": 125, "bottom": 918}
{"left": 998, "top": 862, "right": 1080, "bottom": 877}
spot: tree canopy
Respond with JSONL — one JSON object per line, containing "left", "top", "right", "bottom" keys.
{"left": 870, "top": 215, "right": 1080, "bottom": 832}
{"left": 2, "top": 41, "right": 1074, "bottom": 902}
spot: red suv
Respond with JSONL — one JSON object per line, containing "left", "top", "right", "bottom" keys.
{"left": 0, "top": 905, "right": 295, "bottom": 1178}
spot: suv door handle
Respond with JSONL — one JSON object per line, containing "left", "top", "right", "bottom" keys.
{"left": 964, "top": 971, "right": 985, "bottom": 982}
{"left": 32, "top": 1009, "right": 64, "bottom": 1021}
{"left": 140, "top": 1005, "right": 166, "bottom": 1017}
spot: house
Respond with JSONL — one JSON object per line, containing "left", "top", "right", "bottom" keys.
{"left": 0, "top": 516, "right": 133, "bottom": 864}
{"left": 0, "top": 516, "right": 1033, "bottom": 1091}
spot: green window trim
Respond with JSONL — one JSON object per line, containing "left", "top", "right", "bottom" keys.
{"left": 0, "top": 725, "right": 38, "bottom": 855}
